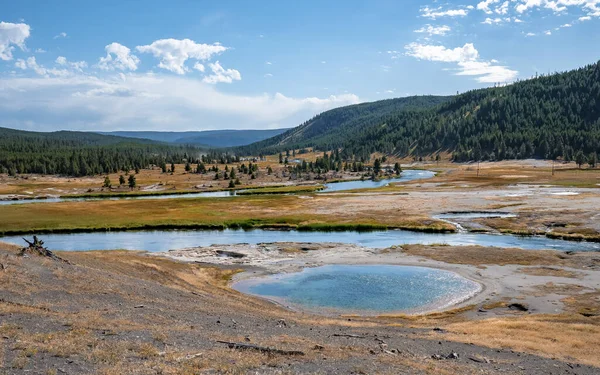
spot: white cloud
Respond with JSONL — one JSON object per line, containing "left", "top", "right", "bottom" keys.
{"left": 56, "top": 56, "right": 87, "bottom": 72}
{"left": 14, "top": 58, "right": 27, "bottom": 69}
{"left": 193, "top": 62, "right": 205, "bottom": 72}
{"left": 53, "top": 32, "right": 67, "bottom": 39}
{"left": 0, "top": 73, "right": 360, "bottom": 131}
{"left": 414, "top": 24, "right": 451, "bottom": 36}
{"left": 515, "top": 0, "right": 600, "bottom": 17}
{"left": 97, "top": 42, "right": 140, "bottom": 71}
{"left": 495, "top": 1, "right": 510, "bottom": 14}
{"left": 265, "top": 61, "right": 272, "bottom": 65}
{"left": 14, "top": 56, "right": 70, "bottom": 77}
{"left": 545, "top": 30, "right": 552, "bottom": 35}
{"left": 35, "top": 48, "right": 46, "bottom": 53}
{"left": 264, "top": 73, "right": 273, "bottom": 77}
{"left": 202, "top": 61, "right": 241, "bottom": 84}
{"left": 404, "top": 42, "right": 517, "bottom": 83}
{"left": 455, "top": 60, "right": 518, "bottom": 82}
{"left": 405, "top": 43, "right": 479, "bottom": 63}
{"left": 386, "top": 50, "right": 402, "bottom": 59}
{"left": 420, "top": 6, "right": 469, "bottom": 19}
{"left": 0, "top": 22, "right": 31, "bottom": 61}
{"left": 560, "top": 23, "right": 572, "bottom": 27}
{"left": 525, "top": 32, "right": 537, "bottom": 36}
{"left": 482, "top": 17, "right": 504, "bottom": 24}
{"left": 579, "top": 15, "right": 592, "bottom": 20}
{"left": 136, "top": 38, "right": 228, "bottom": 74}
{"left": 477, "top": 0, "right": 500, "bottom": 14}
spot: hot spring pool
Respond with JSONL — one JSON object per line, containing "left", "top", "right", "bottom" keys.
{"left": 232, "top": 264, "right": 481, "bottom": 315}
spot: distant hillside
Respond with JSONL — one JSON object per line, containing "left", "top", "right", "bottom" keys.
{"left": 0, "top": 127, "right": 201, "bottom": 176}
{"left": 239, "top": 96, "right": 450, "bottom": 155}
{"left": 100, "top": 128, "right": 290, "bottom": 147}
{"left": 241, "top": 61, "right": 600, "bottom": 163}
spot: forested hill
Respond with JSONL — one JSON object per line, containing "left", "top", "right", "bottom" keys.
{"left": 238, "top": 95, "right": 450, "bottom": 155}
{"left": 99, "top": 128, "right": 290, "bottom": 147}
{"left": 241, "top": 60, "right": 600, "bottom": 163}
{"left": 0, "top": 127, "right": 201, "bottom": 176}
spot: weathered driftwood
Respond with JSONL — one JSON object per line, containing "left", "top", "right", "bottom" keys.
{"left": 216, "top": 341, "right": 305, "bottom": 356}
{"left": 332, "top": 333, "right": 366, "bottom": 339}
{"left": 19, "top": 236, "right": 70, "bottom": 263}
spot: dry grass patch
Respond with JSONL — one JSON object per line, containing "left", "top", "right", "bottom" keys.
{"left": 563, "top": 291, "right": 600, "bottom": 317}
{"left": 519, "top": 266, "right": 584, "bottom": 279}
{"left": 400, "top": 244, "right": 573, "bottom": 267}
{"left": 531, "top": 282, "right": 587, "bottom": 297}
{"left": 442, "top": 315, "right": 600, "bottom": 367}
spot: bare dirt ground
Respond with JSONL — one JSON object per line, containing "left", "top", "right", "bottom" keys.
{"left": 1, "top": 242, "right": 599, "bottom": 375}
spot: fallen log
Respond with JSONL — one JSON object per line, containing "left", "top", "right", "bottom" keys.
{"left": 19, "top": 236, "right": 70, "bottom": 264}
{"left": 216, "top": 341, "right": 305, "bottom": 356}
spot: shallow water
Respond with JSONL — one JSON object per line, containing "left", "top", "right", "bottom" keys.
{"left": 0, "top": 169, "right": 436, "bottom": 205}
{"left": 321, "top": 170, "right": 436, "bottom": 192}
{"left": 233, "top": 265, "right": 481, "bottom": 314}
{"left": 2, "top": 228, "right": 599, "bottom": 252}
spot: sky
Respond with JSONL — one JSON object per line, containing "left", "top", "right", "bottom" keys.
{"left": 1, "top": 0, "right": 599, "bottom": 132}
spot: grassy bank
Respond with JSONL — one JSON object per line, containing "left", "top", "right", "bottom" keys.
{"left": 236, "top": 185, "right": 324, "bottom": 195}
{"left": 0, "top": 194, "right": 455, "bottom": 236}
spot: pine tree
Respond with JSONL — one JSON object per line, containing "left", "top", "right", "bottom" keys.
{"left": 128, "top": 174, "right": 136, "bottom": 189}
{"left": 589, "top": 152, "right": 597, "bottom": 168}
{"left": 576, "top": 151, "right": 585, "bottom": 169}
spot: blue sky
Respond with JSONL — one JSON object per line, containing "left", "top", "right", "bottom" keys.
{"left": 1, "top": 0, "right": 599, "bottom": 131}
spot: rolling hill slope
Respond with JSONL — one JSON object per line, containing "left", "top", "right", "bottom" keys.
{"left": 239, "top": 95, "right": 450, "bottom": 155}
{"left": 241, "top": 61, "right": 600, "bottom": 163}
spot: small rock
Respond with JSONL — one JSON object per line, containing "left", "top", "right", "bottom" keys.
{"left": 446, "top": 352, "right": 459, "bottom": 360}
{"left": 469, "top": 356, "right": 490, "bottom": 364}
{"left": 134, "top": 305, "right": 144, "bottom": 309}
{"left": 313, "top": 345, "right": 324, "bottom": 350}
{"left": 432, "top": 354, "right": 443, "bottom": 360}
{"left": 508, "top": 303, "right": 528, "bottom": 312}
